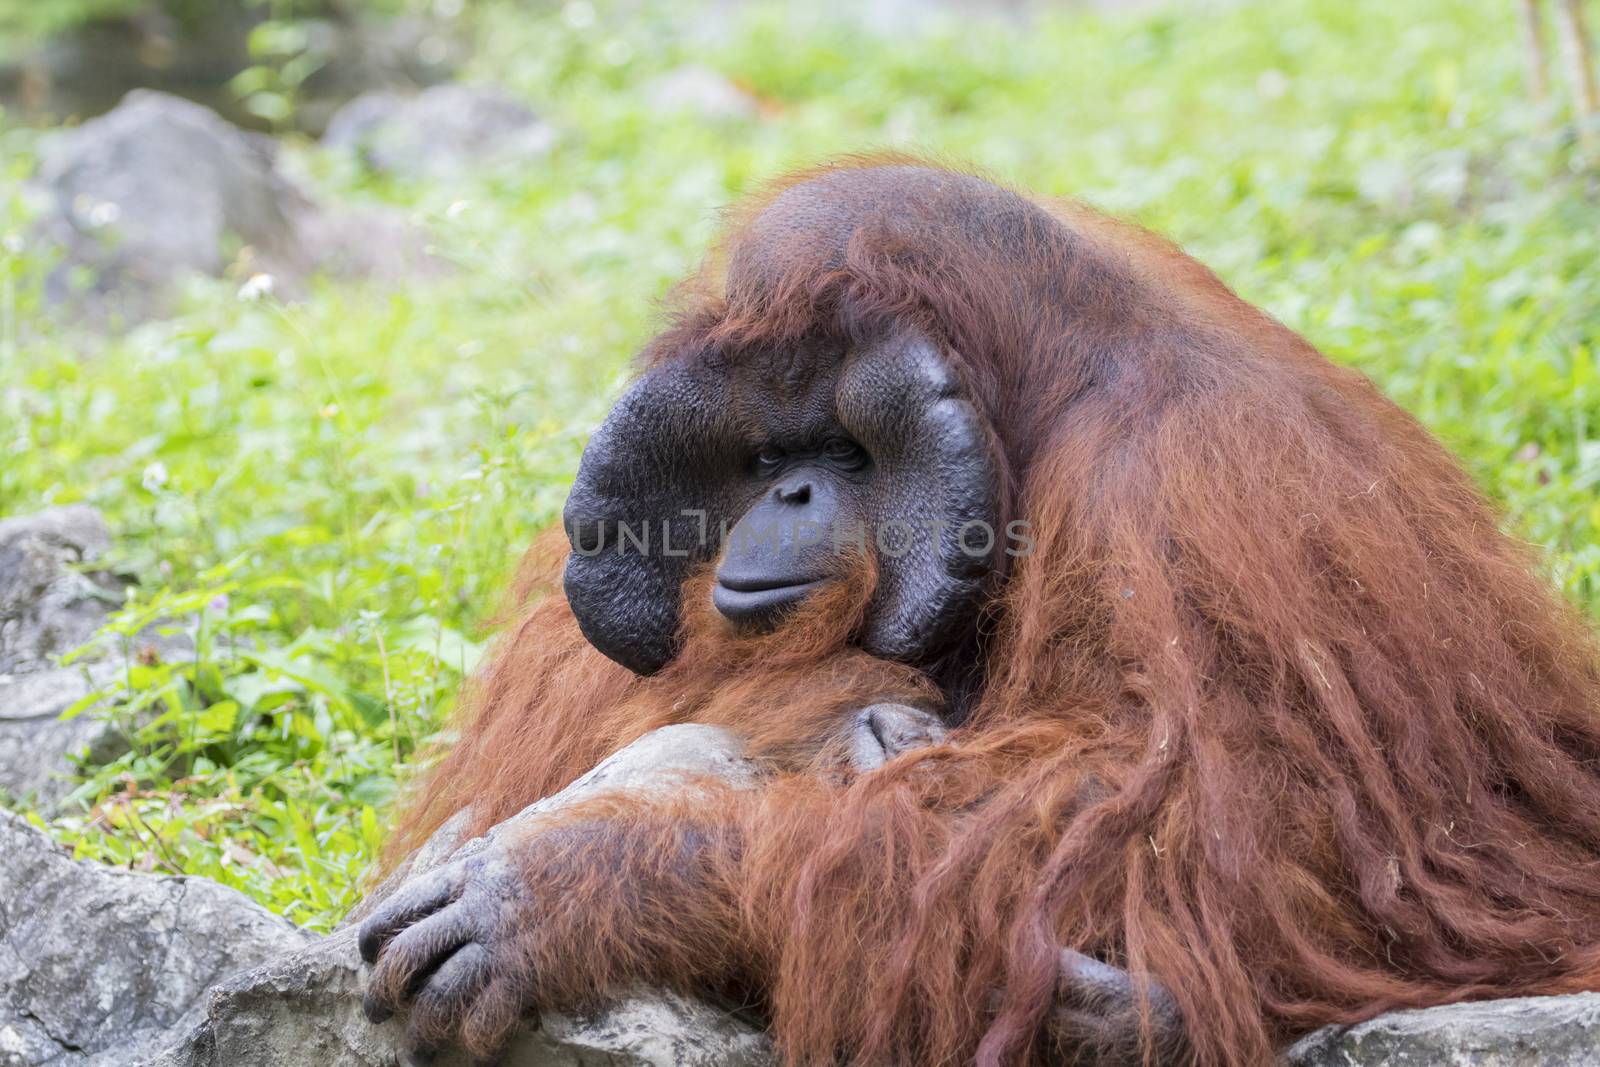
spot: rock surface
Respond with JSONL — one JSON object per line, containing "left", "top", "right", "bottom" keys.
{"left": 31, "top": 90, "right": 435, "bottom": 324}
{"left": 1287, "top": 993, "right": 1600, "bottom": 1066}
{"left": 0, "top": 810, "right": 315, "bottom": 1066}
{"left": 0, "top": 506, "right": 127, "bottom": 805}
{"left": 145, "top": 928, "right": 770, "bottom": 1067}
{"left": 0, "top": 725, "right": 772, "bottom": 1067}
{"left": 0, "top": 660, "right": 124, "bottom": 806}
{"left": 323, "top": 84, "right": 555, "bottom": 179}
{"left": 0, "top": 506, "right": 116, "bottom": 673}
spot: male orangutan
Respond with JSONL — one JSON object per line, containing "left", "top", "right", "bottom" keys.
{"left": 358, "top": 160, "right": 1600, "bottom": 1067}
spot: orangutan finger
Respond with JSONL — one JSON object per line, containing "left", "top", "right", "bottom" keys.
{"left": 1058, "top": 948, "right": 1176, "bottom": 1011}
{"left": 406, "top": 942, "right": 494, "bottom": 1050}
{"left": 460, "top": 974, "right": 530, "bottom": 1061}
{"left": 1055, "top": 949, "right": 1186, "bottom": 1055}
{"left": 359, "top": 866, "right": 463, "bottom": 967}
{"left": 364, "top": 904, "right": 477, "bottom": 1023}
{"left": 872, "top": 703, "right": 948, "bottom": 757}
{"left": 848, "top": 703, "right": 948, "bottom": 771}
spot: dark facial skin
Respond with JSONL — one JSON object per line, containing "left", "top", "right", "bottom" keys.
{"left": 710, "top": 431, "right": 872, "bottom": 630}
{"left": 562, "top": 329, "right": 1003, "bottom": 683}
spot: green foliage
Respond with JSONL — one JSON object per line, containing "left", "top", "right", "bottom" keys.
{"left": 46, "top": 561, "right": 480, "bottom": 924}
{"left": 1, "top": 0, "right": 1597, "bottom": 929}
{"left": 0, "top": 0, "right": 144, "bottom": 41}
{"left": 0, "top": 0, "right": 414, "bottom": 42}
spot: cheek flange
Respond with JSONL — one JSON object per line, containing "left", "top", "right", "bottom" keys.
{"left": 562, "top": 358, "right": 744, "bottom": 676}
{"left": 836, "top": 332, "right": 1001, "bottom": 662}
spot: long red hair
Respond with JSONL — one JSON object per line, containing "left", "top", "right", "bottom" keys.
{"left": 391, "top": 158, "right": 1600, "bottom": 1066}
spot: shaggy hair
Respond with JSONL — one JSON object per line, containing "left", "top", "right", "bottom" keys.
{"left": 387, "top": 157, "right": 1600, "bottom": 1067}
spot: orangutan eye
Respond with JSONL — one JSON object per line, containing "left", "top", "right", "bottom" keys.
{"left": 755, "top": 444, "right": 786, "bottom": 474}
{"left": 824, "top": 437, "right": 869, "bottom": 471}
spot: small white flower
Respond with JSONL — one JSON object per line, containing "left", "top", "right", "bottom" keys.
{"left": 238, "top": 273, "right": 275, "bottom": 301}
{"left": 446, "top": 199, "right": 471, "bottom": 220}
{"left": 82, "top": 198, "right": 121, "bottom": 228}
{"left": 141, "top": 461, "right": 169, "bottom": 491}
{"left": 1, "top": 233, "right": 22, "bottom": 255}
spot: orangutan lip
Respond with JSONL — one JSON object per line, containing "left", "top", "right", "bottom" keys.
{"left": 711, "top": 578, "right": 828, "bottom": 629}
{"left": 715, "top": 572, "right": 828, "bottom": 593}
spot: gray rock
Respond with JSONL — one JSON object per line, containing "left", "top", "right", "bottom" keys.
{"left": 534, "top": 994, "right": 770, "bottom": 1067}
{"left": 319, "top": 91, "right": 407, "bottom": 151}
{"left": 0, "top": 505, "right": 117, "bottom": 673}
{"left": 144, "top": 723, "right": 772, "bottom": 1066}
{"left": 644, "top": 66, "right": 758, "bottom": 121}
{"left": 144, "top": 928, "right": 770, "bottom": 1067}
{"left": 33, "top": 90, "right": 317, "bottom": 319}
{"left": 0, "top": 660, "right": 125, "bottom": 805}
{"left": 0, "top": 506, "right": 128, "bottom": 805}
{"left": 284, "top": 14, "right": 470, "bottom": 136}
{"left": 1287, "top": 992, "right": 1600, "bottom": 1065}
{"left": 137, "top": 929, "right": 409, "bottom": 1067}
{"left": 295, "top": 202, "right": 440, "bottom": 286}
{"left": 0, "top": 504, "right": 202, "bottom": 805}
{"left": 0, "top": 810, "right": 315, "bottom": 1066}
{"left": 323, "top": 84, "right": 555, "bottom": 179}
{"left": 30, "top": 90, "right": 436, "bottom": 324}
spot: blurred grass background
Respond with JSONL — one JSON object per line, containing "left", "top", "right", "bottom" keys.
{"left": 1, "top": 0, "right": 1597, "bottom": 928}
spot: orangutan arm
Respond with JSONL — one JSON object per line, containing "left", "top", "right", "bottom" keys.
{"left": 358, "top": 784, "right": 1190, "bottom": 1064}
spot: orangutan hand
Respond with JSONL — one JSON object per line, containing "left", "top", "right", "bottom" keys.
{"left": 845, "top": 702, "right": 949, "bottom": 771}
{"left": 358, "top": 830, "right": 541, "bottom": 1061}
{"left": 357, "top": 814, "right": 734, "bottom": 1064}
{"left": 1052, "top": 949, "right": 1191, "bottom": 1064}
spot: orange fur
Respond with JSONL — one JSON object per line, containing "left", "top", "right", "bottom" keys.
{"left": 387, "top": 159, "right": 1600, "bottom": 1067}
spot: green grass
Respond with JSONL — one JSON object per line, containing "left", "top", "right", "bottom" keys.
{"left": 2, "top": 0, "right": 1597, "bottom": 930}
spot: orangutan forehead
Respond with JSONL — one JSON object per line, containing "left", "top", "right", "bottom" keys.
{"left": 721, "top": 338, "right": 846, "bottom": 436}
{"left": 726, "top": 165, "right": 1023, "bottom": 300}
